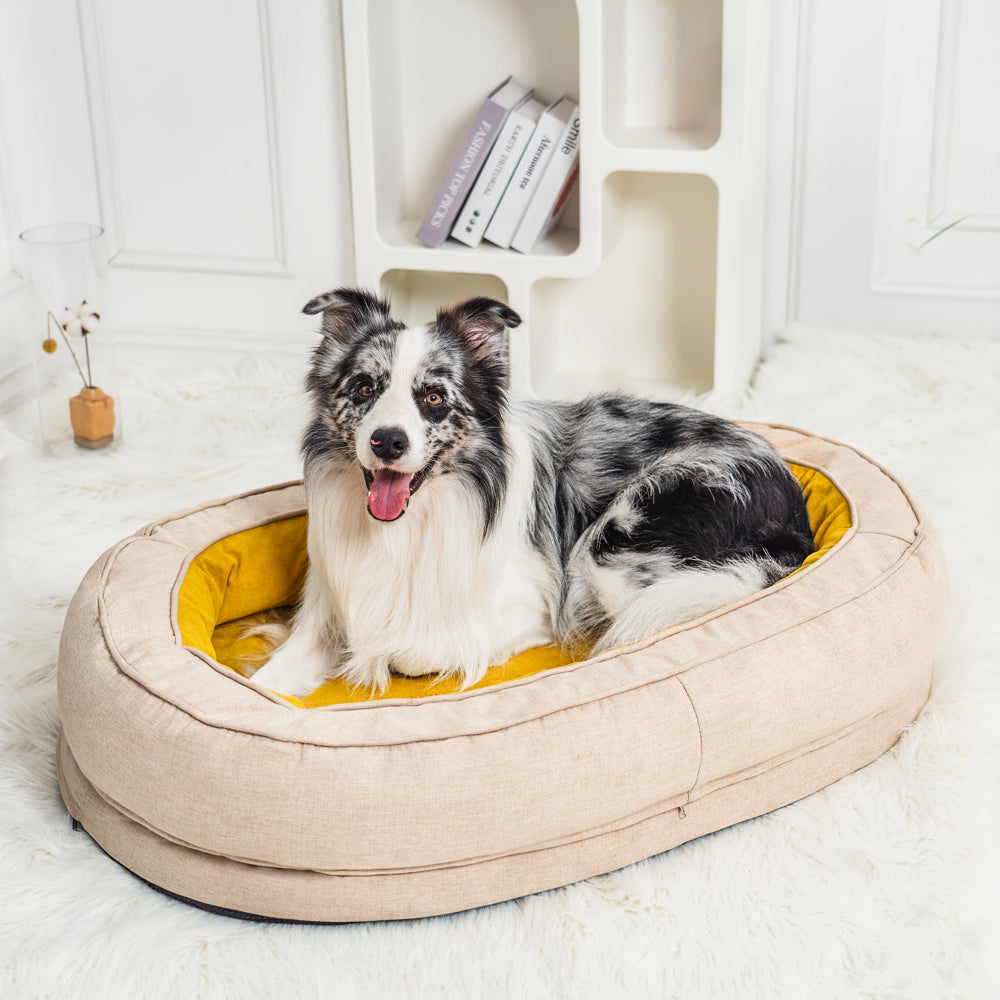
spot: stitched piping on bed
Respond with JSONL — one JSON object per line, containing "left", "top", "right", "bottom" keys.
{"left": 448, "top": 518, "right": 913, "bottom": 703}
{"left": 92, "top": 531, "right": 935, "bottom": 750}
{"left": 95, "top": 535, "right": 295, "bottom": 721}
{"left": 740, "top": 421, "right": 926, "bottom": 519}
{"left": 167, "top": 510, "right": 308, "bottom": 645}
{"left": 676, "top": 676, "right": 704, "bottom": 805}
{"left": 686, "top": 689, "right": 931, "bottom": 804}
{"left": 310, "top": 698, "right": 926, "bottom": 876}
{"left": 55, "top": 731, "right": 84, "bottom": 822}
{"left": 858, "top": 529, "right": 928, "bottom": 542}
{"left": 59, "top": 734, "right": 292, "bottom": 874}
{"left": 60, "top": 697, "right": 920, "bottom": 880}
{"left": 60, "top": 714, "right": 649, "bottom": 878}
{"left": 88, "top": 628, "right": 697, "bottom": 753}
{"left": 314, "top": 691, "right": 930, "bottom": 875}
{"left": 87, "top": 511, "right": 302, "bottom": 708}
{"left": 96, "top": 534, "right": 188, "bottom": 604}
{"left": 164, "top": 508, "right": 307, "bottom": 598}
{"left": 184, "top": 644, "right": 297, "bottom": 708}
{"left": 743, "top": 422, "right": 936, "bottom": 542}
{"left": 661, "top": 532, "right": 929, "bottom": 681}
{"left": 136, "top": 480, "right": 304, "bottom": 536}
{"left": 61, "top": 717, "right": 701, "bottom": 875}
{"left": 61, "top": 731, "right": 693, "bottom": 874}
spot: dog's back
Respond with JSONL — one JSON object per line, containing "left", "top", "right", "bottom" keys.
{"left": 515, "top": 394, "right": 814, "bottom": 652}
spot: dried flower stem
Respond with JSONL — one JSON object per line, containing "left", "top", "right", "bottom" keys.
{"left": 83, "top": 333, "right": 94, "bottom": 387}
{"left": 47, "top": 310, "right": 88, "bottom": 388}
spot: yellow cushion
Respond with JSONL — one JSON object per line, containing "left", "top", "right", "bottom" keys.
{"left": 178, "top": 463, "right": 851, "bottom": 707}
{"left": 792, "top": 463, "right": 853, "bottom": 570}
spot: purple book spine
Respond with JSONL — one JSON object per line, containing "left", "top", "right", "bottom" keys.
{"left": 416, "top": 99, "right": 509, "bottom": 247}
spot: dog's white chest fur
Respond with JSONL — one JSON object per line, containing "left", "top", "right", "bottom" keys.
{"left": 297, "top": 426, "right": 552, "bottom": 690}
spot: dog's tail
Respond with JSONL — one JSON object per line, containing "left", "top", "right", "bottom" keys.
{"left": 230, "top": 612, "right": 293, "bottom": 676}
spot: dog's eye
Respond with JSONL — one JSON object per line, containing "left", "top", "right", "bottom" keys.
{"left": 425, "top": 392, "right": 444, "bottom": 407}
{"left": 357, "top": 384, "right": 376, "bottom": 399}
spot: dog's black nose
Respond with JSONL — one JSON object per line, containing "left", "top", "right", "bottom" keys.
{"left": 370, "top": 427, "right": 409, "bottom": 460}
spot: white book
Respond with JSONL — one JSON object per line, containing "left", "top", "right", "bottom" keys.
{"left": 450, "top": 96, "right": 543, "bottom": 248}
{"left": 511, "top": 103, "right": 580, "bottom": 254}
{"left": 484, "top": 97, "right": 575, "bottom": 250}
{"left": 416, "top": 76, "right": 532, "bottom": 248}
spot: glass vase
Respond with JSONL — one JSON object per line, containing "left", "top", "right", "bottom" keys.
{"left": 18, "top": 223, "right": 122, "bottom": 452}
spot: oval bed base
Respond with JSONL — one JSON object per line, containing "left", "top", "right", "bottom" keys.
{"left": 56, "top": 425, "right": 948, "bottom": 922}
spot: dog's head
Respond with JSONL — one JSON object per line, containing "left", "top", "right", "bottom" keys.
{"left": 301, "top": 287, "right": 521, "bottom": 523}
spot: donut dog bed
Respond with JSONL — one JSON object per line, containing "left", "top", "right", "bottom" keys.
{"left": 56, "top": 424, "right": 948, "bottom": 922}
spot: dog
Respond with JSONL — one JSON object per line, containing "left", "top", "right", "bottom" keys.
{"left": 250, "top": 288, "right": 814, "bottom": 696}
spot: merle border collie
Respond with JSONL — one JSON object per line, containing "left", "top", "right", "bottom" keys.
{"left": 251, "top": 288, "right": 814, "bottom": 696}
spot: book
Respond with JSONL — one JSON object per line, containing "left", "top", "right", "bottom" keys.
{"left": 416, "top": 76, "right": 532, "bottom": 248}
{"left": 483, "top": 96, "right": 576, "bottom": 250}
{"left": 450, "top": 96, "right": 544, "bottom": 248}
{"left": 510, "top": 103, "right": 580, "bottom": 254}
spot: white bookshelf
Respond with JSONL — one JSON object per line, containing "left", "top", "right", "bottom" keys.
{"left": 341, "top": 0, "right": 770, "bottom": 399}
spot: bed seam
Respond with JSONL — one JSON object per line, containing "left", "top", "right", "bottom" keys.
{"left": 88, "top": 532, "right": 932, "bottom": 750}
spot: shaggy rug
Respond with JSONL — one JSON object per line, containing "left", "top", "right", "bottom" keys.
{"left": 1, "top": 325, "right": 997, "bottom": 999}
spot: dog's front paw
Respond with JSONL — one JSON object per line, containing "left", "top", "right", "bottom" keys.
{"left": 337, "top": 655, "right": 392, "bottom": 694}
{"left": 251, "top": 642, "right": 331, "bottom": 698}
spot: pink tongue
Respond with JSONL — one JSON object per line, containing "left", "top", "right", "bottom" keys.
{"left": 368, "top": 469, "right": 414, "bottom": 521}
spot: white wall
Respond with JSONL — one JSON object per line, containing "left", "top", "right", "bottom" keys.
{"left": 765, "top": 0, "right": 1000, "bottom": 339}
{"left": 1, "top": 0, "right": 996, "bottom": 390}
{"left": 0, "top": 0, "right": 355, "bottom": 370}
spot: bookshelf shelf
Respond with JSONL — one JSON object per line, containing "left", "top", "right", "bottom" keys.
{"left": 601, "top": 0, "right": 724, "bottom": 153}
{"left": 342, "top": 0, "right": 769, "bottom": 398}
{"left": 381, "top": 269, "right": 509, "bottom": 328}
{"left": 530, "top": 171, "right": 718, "bottom": 400}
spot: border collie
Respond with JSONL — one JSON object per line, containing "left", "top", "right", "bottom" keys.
{"left": 251, "top": 289, "right": 814, "bottom": 696}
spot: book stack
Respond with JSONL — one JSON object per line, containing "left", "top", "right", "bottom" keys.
{"left": 416, "top": 76, "right": 580, "bottom": 254}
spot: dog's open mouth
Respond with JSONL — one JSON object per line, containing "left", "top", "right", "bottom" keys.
{"left": 363, "top": 465, "right": 431, "bottom": 522}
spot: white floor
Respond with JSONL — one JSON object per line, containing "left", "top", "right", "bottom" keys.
{"left": 1, "top": 325, "right": 997, "bottom": 999}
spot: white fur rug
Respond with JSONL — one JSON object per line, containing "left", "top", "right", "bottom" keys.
{"left": 1, "top": 326, "right": 997, "bottom": 999}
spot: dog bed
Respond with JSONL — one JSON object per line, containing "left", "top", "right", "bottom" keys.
{"left": 56, "top": 423, "right": 948, "bottom": 922}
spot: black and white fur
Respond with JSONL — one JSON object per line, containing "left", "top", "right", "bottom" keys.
{"left": 251, "top": 289, "right": 814, "bottom": 696}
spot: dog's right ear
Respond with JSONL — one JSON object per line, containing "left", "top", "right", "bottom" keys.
{"left": 435, "top": 297, "right": 522, "bottom": 364}
{"left": 302, "top": 287, "right": 393, "bottom": 343}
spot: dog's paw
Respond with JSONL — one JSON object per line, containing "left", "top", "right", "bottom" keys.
{"left": 337, "top": 655, "right": 392, "bottom": 694}
{"left": 251, "top": 642, "right": 331, "bottom": 698}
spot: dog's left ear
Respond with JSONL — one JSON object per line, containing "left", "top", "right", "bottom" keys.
{"left": 436, "top": 297, "right": 521, "bottom": 363}
{"left": 302, "top": 287, "right": 393, "bottom": 343}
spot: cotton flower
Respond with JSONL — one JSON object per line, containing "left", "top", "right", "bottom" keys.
{"left": 45, "top": 299, "right": 103, "bottom": 388}
{"left": 60, "top": 301, "right": 101, "bottom": 338}
{"left": 60, "top": 308, "right": 80, "bottom": 335}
